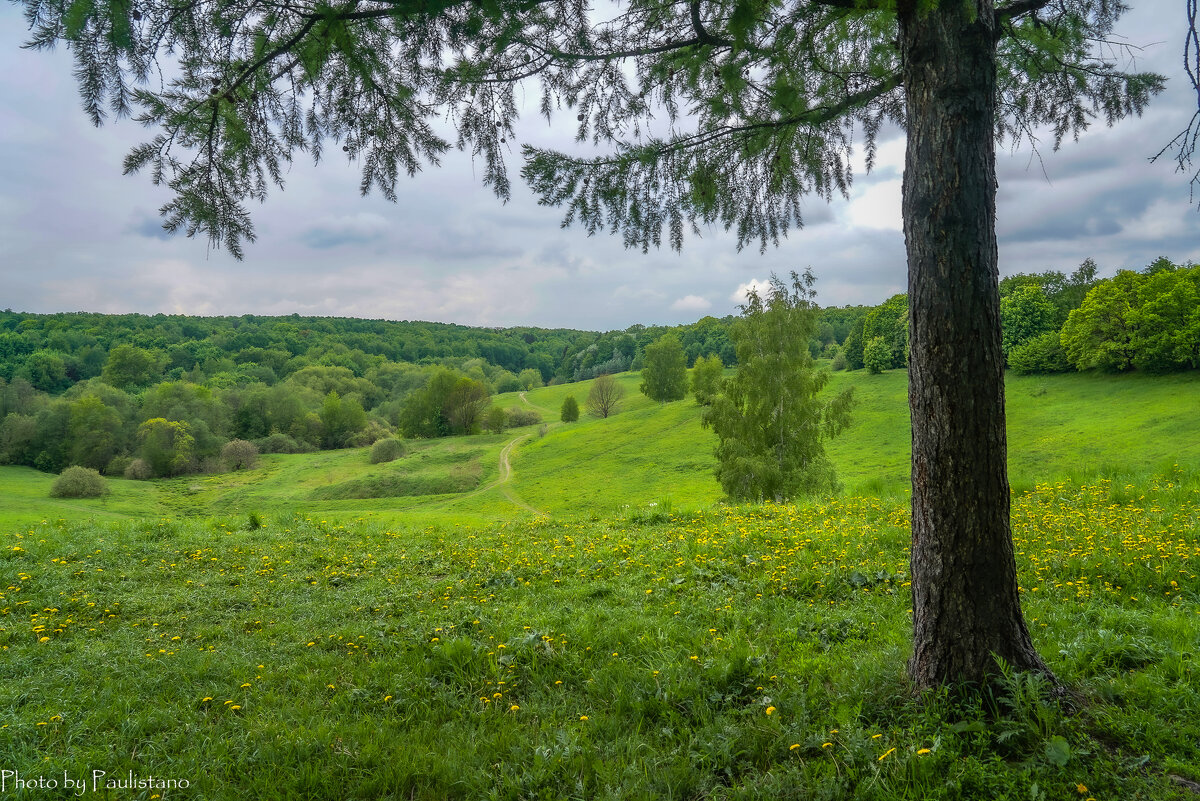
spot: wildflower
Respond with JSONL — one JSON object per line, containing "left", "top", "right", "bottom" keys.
{"left": 878, "top": 748, "right": 896, "bottom": 761}
{"left": 765, "top": 706, "right": 776, "bottom": 715}
{"left": 917, "top": 748, "right": 931, "bottom": 755}
{"left": 509, "top": 705, "right": 520, "bottom": 711}
{"left": 580, "top": 715, "right": 589, "bottom": 721}
{"left": 789, "top": 744, "right": 800, "bottom": 751}
{"left": 822, "top": 742, "right": 832, "bottom": 749}
{"left": 1076, "top": 785, "right": 1087, "bottom": 794}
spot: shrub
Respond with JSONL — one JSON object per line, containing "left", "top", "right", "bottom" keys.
{"left": 369, "top": 437, "right": 405, "bottom": 464}
{"left": 347, "top": 419, "right": 391, "bottom": 448}
{"left": 256, "top": 432, "right": 312, "bottom": 454}
{"left": 485, "top": 406, "right": 508, "bottom": 434}
{"left": 1008, "top": 330, "right": 1073, "bottom": 375}
{"left": 863, "top": 336, "right": 890, "bottom": 374}
{"left": 831, "top": 350, "right": 848, "bottom": 371}
{"left": 221, "top": 439, "right": 259, "bottom": 471}
{"left": 104, "top": 455, "right": 133, "bottom": 477}
{"left": 560, "top": 395, "right": 580, "bottom": 422}
{"left": 50, "top": 466, "right": 109, "bottom": 498}
{"left": 506, "top": 407, "right": 542, "bottom": 427}
{"left": 124, "top": 459, "right": 152, "bottom": 480}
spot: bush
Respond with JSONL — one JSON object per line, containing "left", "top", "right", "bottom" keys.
{"left": 347, "top": 419, "right": 392, "bottom": 448}
{"left": 485, "top": 406, "right": 508, "bottom": 434}
{"left": 863, "top": 336, "right": 891, "bottom": 374}
{"left": 506, "top": 407, "right": 542, "bottom": 427}
{"left": 369, "top": 437, "right": 405, "bottom": 464}
{"left": 221, "top": 439, "right": 260, "bottom": 471}
{"left": 560, "top": 395, "right": 580, "bottom": 422}
{"left": 256, "top": 432, "right": 312, "bottom": 454}
{"left": 104, "top": 455, "right": 133, "bottom": 477}
{"left": 1008, "top": 330, "right": 1073, "bottom": 374}
{"left": 124, "top": 459, "right": 152, "bottom": 480}
{"left": 831, "top": 350, "right": 848, "bottom": 371}
{"left": 50, "top": 466, "right": 109, "bottom": 498}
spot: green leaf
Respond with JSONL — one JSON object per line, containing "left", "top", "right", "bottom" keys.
{"left": 63, "top": 0, "right": 94, "bottom": 40}
{"left": 1044, "top": 735, "right": 1071, "bottom": 767}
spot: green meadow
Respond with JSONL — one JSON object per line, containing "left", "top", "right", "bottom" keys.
{"left": 2, "top": 368, "right": 1199, "bottom": 799}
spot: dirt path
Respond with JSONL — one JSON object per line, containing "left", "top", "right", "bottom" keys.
{"left": 447, "top": 432, "right": 544, "bottom": 516}
{"left": 518, "top": 391, "right": 551, "bottom": 414}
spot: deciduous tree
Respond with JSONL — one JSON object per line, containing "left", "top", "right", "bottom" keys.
{"left": 703, "top": 272, "right": 854, "bottom": 503}
{"left": 560, "top": 395, "right": 580, "bottom": 422}
{"left": 640, "top": 333, "right": 688, "bottom": 402}
{"left": 585, "top": 374, "right": 623, "bottom": 419}
{"left": 689, "top": 355, "right": 724, "bottom": 406}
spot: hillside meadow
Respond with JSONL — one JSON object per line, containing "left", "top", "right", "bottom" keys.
{"left": 1, "top": 367, "right": 1198, "bottom": 799}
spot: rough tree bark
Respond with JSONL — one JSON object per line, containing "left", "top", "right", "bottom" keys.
{"left": 899, "top": 0, "right": 1052, "bottom": 688}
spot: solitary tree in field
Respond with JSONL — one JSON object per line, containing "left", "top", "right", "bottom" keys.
{"left": 704, "top": 272, "right": 854, "bottom": 502}
{"left": 24, "top": 0, "right": 1199, "bottom": 688}
{"left": 585, "top": 374, "right": 623, "bottom": 419}
{"left": 640, "top": 333, "right": 689, "bottom": 402}
{"left": 560, "top": 395, "right": 580, "bottom": 423}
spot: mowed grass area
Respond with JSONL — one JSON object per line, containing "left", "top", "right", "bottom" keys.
{"left": 2, "top": 479, "right": 1198, "bottom": 799}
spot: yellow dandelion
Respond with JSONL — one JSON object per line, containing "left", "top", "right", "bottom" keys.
{"left": 509, "top": 705, "right": 520, "bottom": 711}
{"left": 1076, "top": 785, "right": 1088, "bottom": 794}
{"left": 789, "top": 744, "right": 800, "bottom": 751}
{"left": 878, "top": 747, "right": 896, "bottom": 761}
{"left": 917, "top": 748, "right": 931, "bottom": 755}
{"left": 765, "top": 706, "right": 777, "bottom": 716}
{"left": 241, "top": 683, "right": 251, "bottom": 688}
{"left": 580, "top": 715, "right": 589, "bottom": 721}
{"left": 38, "top": 636, "right": 49, "bottom": 643}
{"left": 822, "top": 742, "right": 832, "bottom": 749}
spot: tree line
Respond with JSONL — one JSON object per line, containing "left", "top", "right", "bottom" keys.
{"left": 828, "top": 256, "right": 1199, "bottom": 376}
{"left": 0, "top": 311, "right": 737, "bottom": 477}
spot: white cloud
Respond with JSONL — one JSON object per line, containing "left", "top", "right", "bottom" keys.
{"left": 730, "top": 278, "right": 770, "bottom": 304}
{"left": 845, "top": 179, "right": 902, "bottom": 231}
{"left": 670, "top": 294, "right": 711, "bottom": 312}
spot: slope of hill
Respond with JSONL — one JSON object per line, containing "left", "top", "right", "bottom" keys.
{"left": 4, "top": 368, "right": 1198, "bottom": 528}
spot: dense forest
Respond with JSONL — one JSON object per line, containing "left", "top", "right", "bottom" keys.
{"left": 1, "top": 255, "right": 1192, "bottom": 478}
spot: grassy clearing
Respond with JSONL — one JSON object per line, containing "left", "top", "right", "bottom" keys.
{"left": 3, "top": 370, "right": 1197, "bottom": 529}
{"left": 1, "top": 478, "right": 1197, "bottom": 799}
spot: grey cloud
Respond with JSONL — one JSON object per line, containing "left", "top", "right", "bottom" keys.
{"left": 127, "top": 214, "right": 173, "bottom": 241}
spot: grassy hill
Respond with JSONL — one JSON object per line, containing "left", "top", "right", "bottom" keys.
{"left": 2, "top": 369, "right": 1198, "bottom": 799}
{"left": 3, "top": 368, "right": 1199, "bottom": 529}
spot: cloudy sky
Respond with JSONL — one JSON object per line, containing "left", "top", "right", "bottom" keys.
{"left": 1, "top": 3, "right": 1197, "bottom": 331}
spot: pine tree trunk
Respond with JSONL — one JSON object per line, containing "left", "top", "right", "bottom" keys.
{"left": 898, "top": 0, "right": 1052, "bottom": 689}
